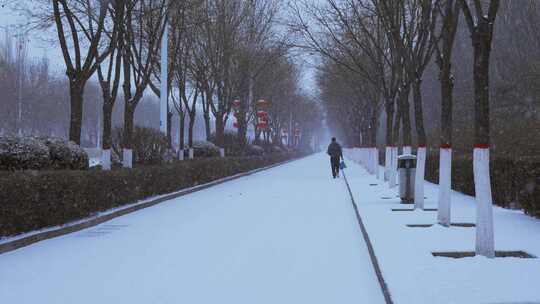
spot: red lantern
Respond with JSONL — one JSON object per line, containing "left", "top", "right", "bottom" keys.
{"left": 256, "top": 111, "right": 268, "bottom": 118}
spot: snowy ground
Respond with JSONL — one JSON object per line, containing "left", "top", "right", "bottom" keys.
{"left": 0, "top": 154, "right": 385, "bottom": 304}
{"left": 344, "top": 156, "right": 540, "bottom": 304}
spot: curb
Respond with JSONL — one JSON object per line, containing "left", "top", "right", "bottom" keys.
{"left": 0, "top": 157, "right": 304, "bottom": 255}
{"left": 342, "top": 170, "right": 394, "bottom": 304}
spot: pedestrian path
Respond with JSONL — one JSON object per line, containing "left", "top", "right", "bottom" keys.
{"left": 343, "top": 152, "right": 540, "bottom": 304}
{"left": 0, "top": 154, "right": 385, "bottom": 304}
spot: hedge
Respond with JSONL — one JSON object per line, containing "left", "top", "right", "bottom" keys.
{"left": 0, "top": 153, "right": 303, "bottom": 237}
{"left": 424, "top": 154, "right": 540, "bottom": 218}
{"left": 377, "top": 149, "right": 539, "bottom": 217}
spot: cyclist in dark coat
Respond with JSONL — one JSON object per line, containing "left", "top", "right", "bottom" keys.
{"left": 327, "top": 138, "right": 343, "bottom": 178}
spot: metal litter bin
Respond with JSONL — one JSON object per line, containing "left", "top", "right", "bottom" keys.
{"left": 398, "top": 154, "right": 416, "bottom": 204}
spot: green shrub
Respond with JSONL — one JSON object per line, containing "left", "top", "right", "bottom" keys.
{"left": 112, "top": 126, "right": 171, "bottom": 165}
{"left": 185, "top": 140, "right": 221, "bottom": 158}
{"left": 0, "top": 152, "right": 303, "bottom": 237}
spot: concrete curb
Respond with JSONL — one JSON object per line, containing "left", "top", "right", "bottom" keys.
{"left": 0, "top": 157, "right": 303, "bottom": 255}
{"left": 342, "top": 170, "right": 394, "bottom": 304}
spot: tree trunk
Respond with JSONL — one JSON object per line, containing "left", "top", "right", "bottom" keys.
{"left": 472, "top": 19, "right": 495, "bottom": 258}
{"left": 438, "top": 47, "right": 454, "bottom": 224}
{"left": 167, "top": 111, "right": 173, "bottom": 148}
{"left": 473, "top": 32, "right": 491, "bottom": 146}
{"left": 188, "top": 114, "right": 195, "bottom": 147}
{"left": 102, "top": 101, "right": 113, "bottom": 150}
{"left": 384, "top": 98, "right": 394, "bottom": 181}
{"left": 412, "top": 79, "right": 427, "bottom": 209}
{"left": 215, "top": 115, "right": 225, "bottom": 147}
{"left": 179, "top": 113, "right": 185, "bottom": 150}
{"left": 400, "top": 86, "right": 412, "bottom": 151}
{"left": 204, "top": 113, "right": 211, "bottom": 140}
{"left": 390, "top": 104, "right": 401, "bottom": 188}
{"left": 123, "top": 104, "right": 135, "bottom": 149}
{"left": 101, "top": 100, "right": 113, "bottom": 171}
{"left": 122, "top": 103, "right": 135, "bottom": 168}
{"left": 393, "top": 102, "right": 401, "bottom": 147}
{"left": 412, "top": 79, "right": 427, "bottom": 146}
{"left": 69, "top": 81, "right": 85, "bottom": 144}
{"left": 385, "top": 98, "right": 394, "bottom": 146}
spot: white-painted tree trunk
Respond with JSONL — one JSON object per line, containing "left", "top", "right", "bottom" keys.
{"left": 178, "top": 149, "right": 184, "bottom": 161}
{"left": 414, "top": 146, "right": 426, "bottom": 210}
{"left": 384, "top": 146, "right": 390, "bottom": 181}
{"left": 403, "top": 146, "right": 412, "bottom": 155}
{"left": 188, "top": 148, "right": 194, "bottom": 159}
{"left": 437, "top": 147, "right": 452, "bottom": 226}
{"left": 474, "top": 147, "right": 495, "bottom": 258}
{"left": 102, "top": 149, "right": 111, "bottom": 171}
{"left": 122, "top": 149, "right": 133, "bottom": 168}
{"left": 366, "top": 148, "right": 372, "bottom": 173}
{"left": 389, "top": 147, "right": 398, "bottom": 188}
{"left": 219, "top": 148, "right": 225, "bottom": 158}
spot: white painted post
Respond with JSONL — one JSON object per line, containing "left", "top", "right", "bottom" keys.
{"left": 474, "top": 146, "right": 495, "bottom": 258}
{"left": 102, "top": 149, "right": 111, "bottom": 171}
{"left": 414, "top": 146, "right": 427, "bottom": 210}
{"left": 178, "top": 149, "right": 184, "bottom": 161}
{"left": 438, "top": 146, "right": 452, "bottom": 226}
{"left": 219, "top": 148, "right": 225, "bottom": 158}
{"left": 384, "top": 146, "right": 390, "bottom": 181}
{"left": 389, "top": 147, "right": 397, "bottom": 188}
{"left": 403, "top": 146, "right": 412, "bottom": 155}
{"left": 188, "top": 148, "right": 194, "bottom": 159}
{"left": 122, "top": 149, "right": 133, "bottom": 169}
{"left": 374, "top": 147, "right": 380, "bottom": 179}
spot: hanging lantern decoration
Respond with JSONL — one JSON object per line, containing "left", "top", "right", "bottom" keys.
{"left": 255, "top": 99, "right": 270, "bottom": 130}
{"left": 256, "top": 111, "right": 269, "bottom": 129}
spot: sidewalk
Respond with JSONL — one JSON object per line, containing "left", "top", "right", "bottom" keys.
{"left": 344, "top": 156, "right": 540, "bottom": 304}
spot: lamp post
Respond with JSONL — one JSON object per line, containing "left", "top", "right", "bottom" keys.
{"left": 159, "top": 2, "right": 169, "bottom": 135}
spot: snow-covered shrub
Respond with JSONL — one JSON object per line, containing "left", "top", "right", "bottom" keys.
{"left": 188, "top": 140, "right": 221, "bottom": 158}
{"left": 245, "top": 144, "right": 265, "bottom": 156}
{"left": 41, "top": 137, "right": 89, "bottom": 170}
{"left": 271, "top": 145, "right": 284, "bottom": 153}
{"left": 0, "top": 136, "right": 50, "bottom": 170}
{"left": 0, "top": 136, "right": 88, "bottom": 171}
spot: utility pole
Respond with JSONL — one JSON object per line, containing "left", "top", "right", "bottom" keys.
{"left": 160, "top": 2, "right": 169, "bottom": 135}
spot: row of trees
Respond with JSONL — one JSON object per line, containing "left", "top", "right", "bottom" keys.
{"left": 14, "top": 0, "right": 321, "bottom": 168}
{"left": 293, "top": 0, "right": 504, "bottom": 258}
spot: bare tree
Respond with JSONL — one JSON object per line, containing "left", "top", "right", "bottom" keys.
{"left": 433, "top": 0, "right": 460, "bottom": 225}
{"left": 121, "top": 0, "right": 168, "bottom": 167}
{"left": 96, "top": 0, "right": 125, "bottom": 169}
{"left": 49, "top": 0, "right": 109, "bottom": 144}
{"left": 459, "top": 0, "right": 501, "bottom": 258}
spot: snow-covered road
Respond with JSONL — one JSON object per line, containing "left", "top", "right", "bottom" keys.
{"left": 0, "top": 154, "right": 385, "bottom": 304}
